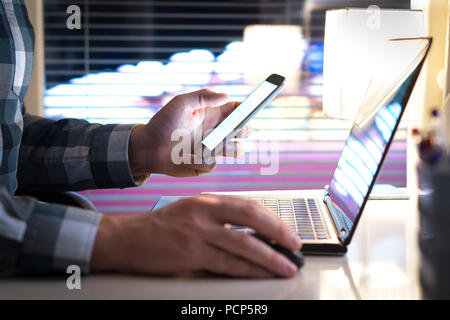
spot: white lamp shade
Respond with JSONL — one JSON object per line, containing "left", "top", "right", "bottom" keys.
{"left": 323, "top": 9, "right": 426, "bottom": 120}
{"left": 243, "top": 25, "right": 306, "bottom": 93}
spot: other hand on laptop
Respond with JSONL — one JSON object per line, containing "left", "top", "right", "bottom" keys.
{"left": 91, "top": 194, "right": 302, "bottom": 278}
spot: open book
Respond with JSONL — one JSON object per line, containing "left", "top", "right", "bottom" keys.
{"left": 353, "top": 37, "right": 432, "bottom": 128}
{"left": 322, "top": 9, "right": 430, "bottom": 126}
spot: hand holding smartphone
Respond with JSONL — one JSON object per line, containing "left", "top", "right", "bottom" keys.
{"left": 202, "top": 74, "right": 285, "bottom": 156}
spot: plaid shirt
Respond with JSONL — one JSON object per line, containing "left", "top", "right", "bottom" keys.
{"left": 0, "top": 0, "right": 146, "bottom": 275}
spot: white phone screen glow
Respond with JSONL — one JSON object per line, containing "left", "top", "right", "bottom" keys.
{"left": 202, "top": 81, "right": 277, "bottom": 151}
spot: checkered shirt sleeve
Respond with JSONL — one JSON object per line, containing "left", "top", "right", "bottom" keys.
{"left": 18, "top": 114, "right": 148, "bottom": 191}
{"left": 0, "top": 188, "right": 102, "bottom": 275}
{"left": 0, "top": 0, "right": 148, "bottom": 275}
{"left": 2, "top": 115, "right": 149, "bottom": 275}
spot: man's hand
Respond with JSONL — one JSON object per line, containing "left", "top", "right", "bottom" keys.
{"left": 129, "top": 89, "right": 251, "bottom": 177}
{"left": 91, "top": 195, "right": 302, "bottom": 278}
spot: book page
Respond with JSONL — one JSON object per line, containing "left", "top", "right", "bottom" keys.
{"left": 354, "top": 38, "right": 430, "bottom": 128}
{"left": 322, "top": 9, "right": 426, "bottom": 120}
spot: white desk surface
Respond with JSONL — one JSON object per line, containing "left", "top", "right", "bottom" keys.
{"left": 0, "top": 191, "right": 421, "bottom": 300}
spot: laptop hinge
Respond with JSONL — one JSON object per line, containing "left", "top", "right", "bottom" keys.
{"left": 323, "top": 193, "right": 348, "bottom": 244}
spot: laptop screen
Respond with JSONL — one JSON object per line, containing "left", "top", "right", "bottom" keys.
{"left": 326, "top": 65, "right": 420, "bottom": 243}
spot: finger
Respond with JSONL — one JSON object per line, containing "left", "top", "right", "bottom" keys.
{"left": 203, "top": 246, "right": 275, "bottom": 278}
{"left": 201, "top": 101, "right": 240, "bottom": 131}
{"left": 234, "top": 124, "right": 252, "bottom": 139}
{"left": 184, "top": 164, "right": 217, "bottom": 176}
{"left": 206, "top": 227, "right": 299, "bottom": 278}
{"left": 176, "top": 89, "right": 229, "bottom": 110}
{"left": 203, "top": 102, "right": 250, "bottom": 139}
{"left": 184, "top": 154, "right": 217, "bottom": 176}
{"left": 199, "top": 194, "right": 302, "bottom": 252}
{"left": 215, "top": 141, "right": 245, "bottom": 158}
{"left": 216, "top": 101, "right": 241, "bottom": 120}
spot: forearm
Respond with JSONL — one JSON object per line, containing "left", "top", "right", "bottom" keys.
{"left": 128, "top": 124, "right": 155, "bottom": 177}
{"left": 90, "top": 215, "right": 121, "bottom": 272}
{"left": 90, "top": 213, "right": 146, "bottom": 273}
{"left": 18, "top": 113, "right": 148, "bottom": 191}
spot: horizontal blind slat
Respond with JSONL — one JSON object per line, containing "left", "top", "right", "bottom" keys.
{"left": 44, "top": 0, "right": 409, "bottom": 214}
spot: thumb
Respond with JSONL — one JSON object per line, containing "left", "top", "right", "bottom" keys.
{"left": 185, "top": 153, "right": 217, "bottom": 176}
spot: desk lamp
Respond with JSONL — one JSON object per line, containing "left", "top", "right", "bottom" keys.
{"left": 322, "top": 8, "right": 427, "bottom": 194}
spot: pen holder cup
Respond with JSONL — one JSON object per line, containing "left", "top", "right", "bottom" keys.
{"left": 418, "top": 163, "right": 450, "bottom": 299}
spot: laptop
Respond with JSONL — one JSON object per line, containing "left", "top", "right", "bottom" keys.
{"left": 153, "top": 38, "right": 431, "bottom": 255}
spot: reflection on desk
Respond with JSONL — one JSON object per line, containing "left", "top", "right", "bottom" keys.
{"left": 0, "top": 198, "right": 420, "bottom": 300}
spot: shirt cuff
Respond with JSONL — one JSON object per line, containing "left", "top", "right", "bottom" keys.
{"left": 18, "top": 201, "right": 102, "bottom": 274}
{"left": 90, "top": 124, "right": 149, "bottom": 188}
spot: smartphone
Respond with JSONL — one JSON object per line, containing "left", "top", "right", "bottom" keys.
{"left": 202, "top": 74, "right": 285, "bottom": 156}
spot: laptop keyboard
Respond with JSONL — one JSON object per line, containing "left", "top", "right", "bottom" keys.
{"left": 252, "top": 198, "right": 330, "bottom": 241}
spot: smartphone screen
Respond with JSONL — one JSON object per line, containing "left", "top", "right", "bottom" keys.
{"left": 202, "top": 74, "right": 285, "bottom": 155}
